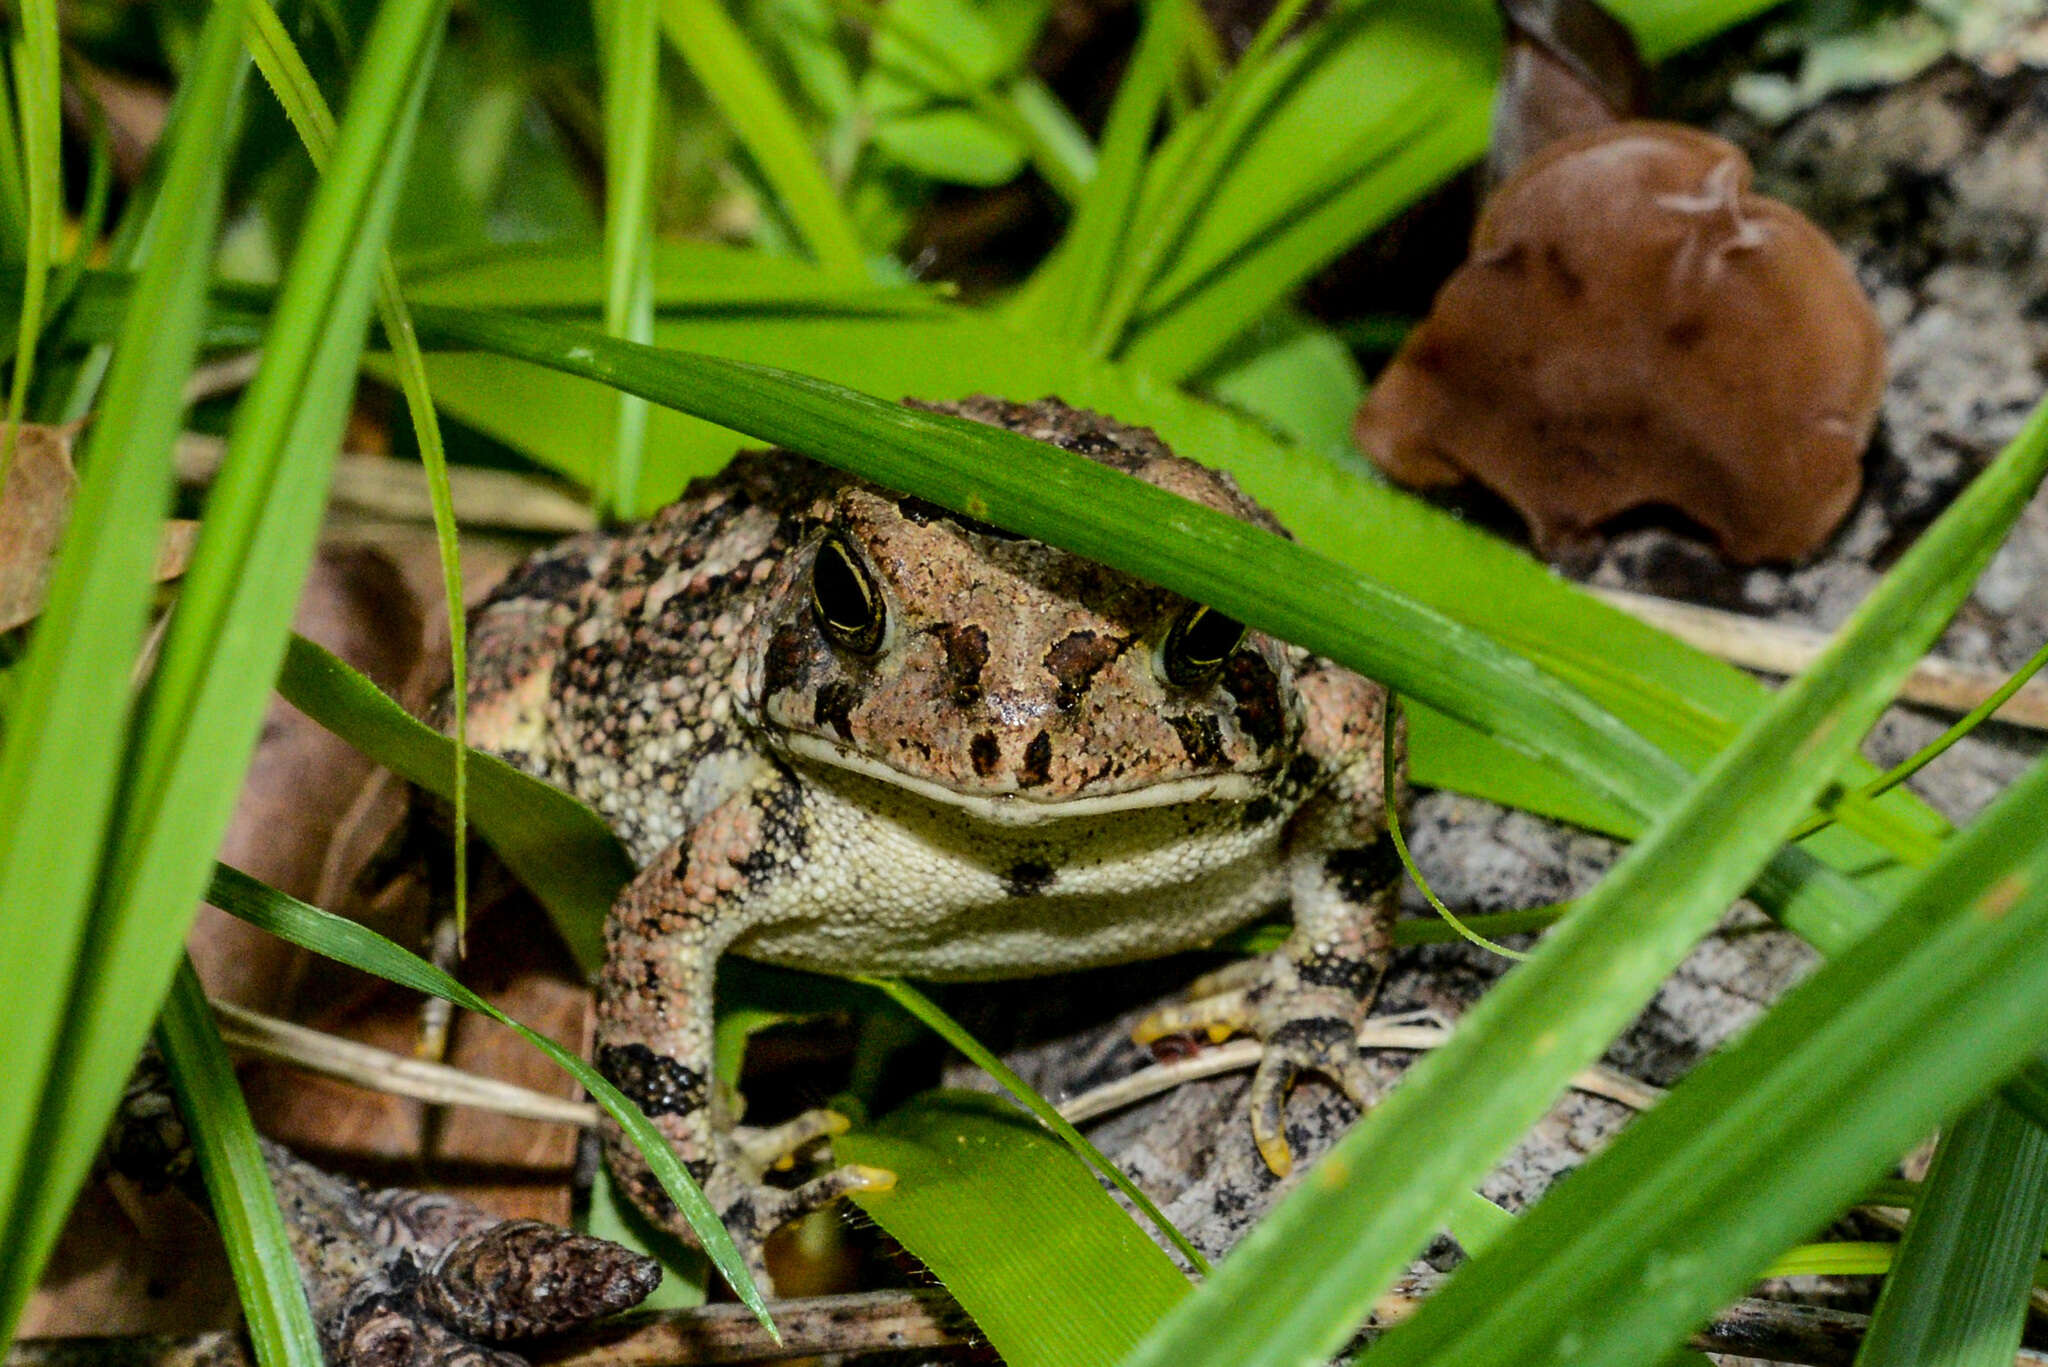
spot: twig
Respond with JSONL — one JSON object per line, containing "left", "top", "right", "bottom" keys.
{"left": 214, "top": 998, "right": 1664, "bottom": 1133}
{"left": 210, "top": 998, "right": 598, "bottom": 1128}
{"left": 1055, "top": 1018, "right": 1663, "bottom": 1126}
{"left": 1591, "top": 586, "right": 2048, "bottom": 732}
{"left": 540, "top": 1289, "right": 975, "bottom": 1366}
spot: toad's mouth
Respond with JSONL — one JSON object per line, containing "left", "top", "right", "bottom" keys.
{"left": 778, "top": 733, "right": 1262, "bottom": 826}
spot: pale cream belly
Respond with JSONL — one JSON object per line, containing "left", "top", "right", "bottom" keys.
{"left": 732, "top": 766, "right": 1296, "bottom": 979}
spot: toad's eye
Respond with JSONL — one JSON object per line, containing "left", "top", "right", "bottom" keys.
{"left": 1161, "top": 604, "right": 1246, "bottom": 688}
{"left": 811, "top": 534, "right": 886, "bottom": 655}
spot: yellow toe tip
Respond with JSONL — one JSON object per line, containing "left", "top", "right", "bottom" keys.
{"left": 1256, "top": 1134, "right": 1294, "bottom": 1179}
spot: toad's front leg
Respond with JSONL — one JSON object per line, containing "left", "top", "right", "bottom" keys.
{"left": 594, "top": 770, "right": 891, "bottom": 1282}
{"left": 1137, "top": 668, "right": 1403, "bottom": 1176}
{"left": 1251, "top": 669, "right": 1404, "bottom": 1174}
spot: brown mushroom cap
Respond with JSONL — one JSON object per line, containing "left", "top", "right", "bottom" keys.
{"left": 1354, "top": 121, "right": 1887, "bottom": 564}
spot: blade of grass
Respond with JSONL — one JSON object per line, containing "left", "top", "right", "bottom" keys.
{"left": 245, "top": 0, "right": 475, "bottom": 967}
{"left": 838, "top": 0, "right": 1089, "bottom": 201}
{"left": 275, "top": 633, "right": 632, "bottom": 972}
{"left": 0, "top": 56, "right": 23, "bottom": 255}
{"left": 1116, "top": 0, "right": 1786, "bottom": 382}
{"left": 598, "top": 0, "right": 659, "bottom": 519}
{"left": 1854, "top": 1097, "right": 2048, "bottom": 1367}
{"left": 157, "top": 957, "right": 323, "bottom": 1367}
{"left": 38, "top": 114, "right": 115, "bottom": 364}
{"left": 1007, "top": 0, "right": 1185, "bottom": 339}
{"left": 1087, "top": 0, "right": 1324, "bottom": 357}
{"left": 0, "top": 0, "right": 250, "bottom": 1335}
{"left": 1117, "top": 0, "right": 1493, "bottom": 379}
{"left": 1114, "top": 330, "right": 2048, "bottom": 1367}
{"left": 1793, "top": 634, "right": 2048, "bottom": 842}
{"left": 855, "top": 975, "right": 1209, "bottom": 1273}
{"left": 1350, "top": 753, "right": 2048, "bottom": 1367}
{"left": 203, "top": 861, "right": 772, "bottom": 1329}
{"left": 836, "top": 1092, "right": 1193, "bottom": 1367}
{"left": 406, "top": 306, "right": 1690, "bottom": 820}
{"left": 3, "top": 0, "right": 452, "bottom": 1323}
{"left": 1, "top": 0, "right": 60, "bottom": 483}
{"left": 1006, "top": 75, "right": 1094, "bottom": 196}
{"left": 655, "top": 0, "right": 867, "bottom": 279}
{"left": 1385, "top": 693, "right": 1528, "bottom": 962}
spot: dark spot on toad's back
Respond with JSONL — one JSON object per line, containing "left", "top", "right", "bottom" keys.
{"left": 930, "top": 622, "right": 989, "bottom": 706}
{"left": 970, "top": 731, "right": 1001, "bottom": 777}
{"left": 1044, "top": 630, "right": 1124, "bottom": 709}
{"left": 1019, "top": 731, "right": 1053, "bottom": 787}
{"left": 485, "top": 550, "right": 591, "bottom": 608}
{"left": 814, "top": 680, "right": 859, "bottom": 741}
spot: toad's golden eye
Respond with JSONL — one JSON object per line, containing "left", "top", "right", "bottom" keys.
{"left": 811, "top": 533, "right": 886, "bottom": 655}
{"left": 1161, "top": 604, "right": 1246, "bottom": 688}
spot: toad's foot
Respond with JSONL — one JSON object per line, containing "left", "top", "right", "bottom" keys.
{"left": 733, "top": 1107, "right": 851, "bottom": 1173}
{"left": 1133, "top": 971, "right": 1375, "bottom": 1179}
{"left": 710, "top": 1162, "right": 898, "bottom": 1284}
{"left": 1247, "top": 998, "right": 1375, "bottom": 1177}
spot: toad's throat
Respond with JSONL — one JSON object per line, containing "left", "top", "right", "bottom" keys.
{"left": 778, "top": 733, "right": 1262, "bottom": 826}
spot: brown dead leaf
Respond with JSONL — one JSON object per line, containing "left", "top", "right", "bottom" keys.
{"left": 0, "top": 424, "right": 82, "bottom": 634}
{"left": 0, "top": 422, "right": 203, "bottom": 634}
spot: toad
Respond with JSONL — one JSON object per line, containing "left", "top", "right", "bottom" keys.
{"left": 461, "top": 396, "right": 1403, "bottom": 1271}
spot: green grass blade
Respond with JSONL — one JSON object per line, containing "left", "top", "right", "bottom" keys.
{"left": 38, "top": 114, "right": 114, "bottom": 371}
{"left": 599, "top": 0, "right": 659, "bottom": 518}
{"left": 275, "top": 634, "right": 633, "bottom": 972}
{"left": 203, "top": 862, "right": 773, "bottom": 1328}
{"left": 246, "top": 0, "right": 475, "bottom": 981}
{"left": 1854, "top": 1097, "right": 2048, "bottom": 1367}
{"left": 656, "top": 0, "right": 867, "bottom": 279}
{"left": 0, "top": 56, "right": 24, "bottom": 256}
{"left": 3, "top": 0, "right": 451, "bottom": 1321}
{"left": 839, "top": 0, "right": 1086, "bottom": 201}
{"left": 1, "top": 0, "right": 60, "bottom": 482}
{"left": 156, "top": 957, "right": 323, "bottom": 1367}
{"left": 0, "top": 0, "right": 250, "bottom": 1336}
{"left": 1007, "top": 0, "right": 1184, "bottom": 339}
{"left": 1353, "top": 754, "right": 2048, "bottom": 1367}
{"left": 1087, "top": 0, "right": 1323, "bottom": 357}
{"left": 836, "top": 1092, "right": 1192, "bottom": 1367}
{"left": 855, "top": 976, "right": 1209, "bottom": 1273}
{"left": 406, "top": 305, "right": 1689, "bottom": 821}
{"left": 1005, "top": 75, "right": 1094, "bottom": 199}
{"left": 1114, "top": 338, "right": 2048, "bottom": 1367}
{"left": 1794, "top": 634, "right": 2048, "bottom": 841}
